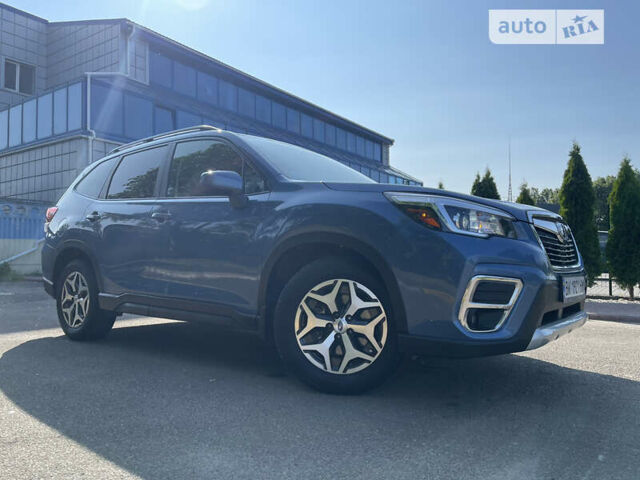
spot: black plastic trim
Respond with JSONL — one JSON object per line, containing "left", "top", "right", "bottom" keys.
{"left": 98, "top": 292, "right": 258, "bottom": 332}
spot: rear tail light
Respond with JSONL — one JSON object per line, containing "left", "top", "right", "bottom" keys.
{"left": 45, "top": 207, "right": 58, "bottom": 223}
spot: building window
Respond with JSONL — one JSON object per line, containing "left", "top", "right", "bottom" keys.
{"left": 37, "top": 93, "right": 52, "bottom": 139}
{"left": 154, "top": 106, "right": 174, "bottom": 134}
{"left": 53, "top": 88, "right": 67, "bottom": 135}
{"left": 149, "top": 51, "right": 173, "bottom": 89}
{"left": 256, "top": 95, "right": 271, "bottom": 123}
{"left": 272, "top": 102, "right": 286, "bottom": 129}
{"left": 0, "top": 110, "right": 8, "bottom": 150}
{"left": 173, "top": 61, "right": 196, "bottom": 97}
{"left": 239, "top": 89, "right": 256, "bottom": 118}
{"left": 176, "top": 110, "right": 201, "bottom": 129}
{"left": 22, "top": 99, "right": 36, "bottom": 143}
{"left": 313, "top": 119, "right": 324, "bottom": 143}
{"left": 3, "top": 60, "right": 35, "bottom": 95}
{"left": 219, "top": 80, "right": 238, "bottom": 112}
{"left": 286, "top": 108, "right": 300, "bottom": 133}
{"left": 8, "top": 105, "right": 21, "bottom": 147}
{"left": 124, "top": 94, "right": 153, "bottom": 139}
{"left": 301, "top": 114, "right": 313, "bottom": 138}
{"left": 68, "top": 83, "right": 83, "bottom": 131}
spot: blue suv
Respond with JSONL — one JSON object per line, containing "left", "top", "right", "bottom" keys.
{"left": 42, "top": 126, "right": 587, "bottom": 393}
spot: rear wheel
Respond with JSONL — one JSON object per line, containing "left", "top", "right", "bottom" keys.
{"left": 273, "top": 258, "right": 399, "bottom": 394}
{"left": 56, "top": 259, "right": 116, "bottom": 341}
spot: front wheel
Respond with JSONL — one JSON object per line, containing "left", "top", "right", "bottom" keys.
{"left": 56, "top": 259, "right": 116, "bottom": 341}
{"left": 273, "top": 258, "right": 399, "bottom": 394}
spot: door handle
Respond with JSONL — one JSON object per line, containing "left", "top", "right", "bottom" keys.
{"left": 151, "top": 211, "right": 172, "bottom": 222}
{"left": 86, "top": 212, "right": 100, "bottom": 222}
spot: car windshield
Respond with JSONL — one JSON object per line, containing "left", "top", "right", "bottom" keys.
{"left": 239, "top": 134, "right": 374, "bottom": 183}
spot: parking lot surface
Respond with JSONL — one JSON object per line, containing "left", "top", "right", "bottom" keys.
{"left": 1, "top": 281, "right": 639, "bottom": 479}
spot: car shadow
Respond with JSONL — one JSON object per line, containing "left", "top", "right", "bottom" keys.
{"left": 1, "top": 320, "right": 639, "bottom": 479}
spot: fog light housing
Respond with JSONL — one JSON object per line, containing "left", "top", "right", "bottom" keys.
{"left": 465, "top": 308, "right": 506, "bottom": 331}
{"left": 458, "top": 276, "right": 523, "bottom": 332}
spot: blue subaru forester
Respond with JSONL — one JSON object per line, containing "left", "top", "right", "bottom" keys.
{"left": 42, "top": 126, "right": 587, "bottom": 393}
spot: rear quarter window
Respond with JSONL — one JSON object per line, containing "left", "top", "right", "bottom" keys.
{"left": 75, "top": 157, "right": 118, "bottom": 198}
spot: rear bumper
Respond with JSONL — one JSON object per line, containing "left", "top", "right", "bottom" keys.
{"left": 526, "top": 311, "right": 587, "bottom": 350}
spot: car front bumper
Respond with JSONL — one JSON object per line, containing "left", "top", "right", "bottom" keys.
{"left": 526, "top": 310, "right": 587, "bottom": 350}
{"left": 396, "top": 262, "right": 587, "bottom": 357}
{"left": 43, "top": 276, "right": 55, "bottom": 298}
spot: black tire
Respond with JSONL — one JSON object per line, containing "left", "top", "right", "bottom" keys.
{"left": 55, "top": 259, "right": 116, "bottom": 341}
{"left": 273, "top": 257, "right": 400, "bottom": 394}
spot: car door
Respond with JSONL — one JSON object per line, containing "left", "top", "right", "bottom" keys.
{"left": 155, "top": 138, "right": 272, "bottom": 316}
{"left": 94, "top": 144, "right": 170, "bottom": 297}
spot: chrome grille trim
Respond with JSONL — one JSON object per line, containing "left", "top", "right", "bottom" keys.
{"left": 531, "top": 216, "right": 581, "bottom": 270}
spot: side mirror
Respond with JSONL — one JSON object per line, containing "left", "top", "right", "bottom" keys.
{"left": 199, "top": 170, "right": 243, "bottom": 197}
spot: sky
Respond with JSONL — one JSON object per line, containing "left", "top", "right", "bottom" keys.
{"left": 17, "top": 0, "right": 640, "bottom": 197}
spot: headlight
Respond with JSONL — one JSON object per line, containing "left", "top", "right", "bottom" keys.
{"left": 385, "top": 193, "right": 517, "bottom": 238}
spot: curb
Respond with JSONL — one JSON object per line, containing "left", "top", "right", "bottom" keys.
{"left": 22, "top": 276, "right": 43, "bottom": 283}
{"left": 587, "top": 313, "right": 640, "bottom": 325}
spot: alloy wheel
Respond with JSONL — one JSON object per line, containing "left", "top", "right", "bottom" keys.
{"left": 60, "top": 271, "right": 90, "bottom": 328}
{"left": 294, "top": 279, "right": 388, "bottom": 374}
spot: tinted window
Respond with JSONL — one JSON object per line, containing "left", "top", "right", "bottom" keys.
{"left": 154, "top": 106, "right": 174, "bottom": 134}
{"left": 68, "top": 83, "right": 82, "bottom": 131}
{"left": 19, "top": 64, "right": 35, "bottom": 95}
{"left": 167, "top": 140, "right": 243, "bottom": 197}
{"left": 53, "top": 87, "right": 67, "bottom": 135}
{"left": 240, "top": 135, "right": 374, "bottom": 183}
{"left": 244, "top": 161, "right": 267, "bottom": 194}
{"left": 4, "top": 61, "right": 16, "bottom": 90}
{"left": 37, "top": 93, "right": 52, "bottom": 139}
{"left": 76, "top": 157, "right": 118, "bottom": 198}
{"left": 107, "top": 146, "right": 167, "bottom": 199}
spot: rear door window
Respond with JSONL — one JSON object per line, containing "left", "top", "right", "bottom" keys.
{"left": 107, "top": 145, "right": 167, "bottom": 199}
{"left": 75, "top": 157, "right": 118, "bottom": 198}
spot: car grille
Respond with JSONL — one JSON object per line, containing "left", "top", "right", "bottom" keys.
{"left": 535, "top": 226, "right": 579, "bottom": 268}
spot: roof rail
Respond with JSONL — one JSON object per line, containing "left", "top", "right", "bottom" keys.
{"left": 109, "top": 125, "right": 222, "bottom": 155}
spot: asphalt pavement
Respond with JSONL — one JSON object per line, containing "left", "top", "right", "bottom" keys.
{"left": 1, "top": 280, "right": 639, "bottom": 479}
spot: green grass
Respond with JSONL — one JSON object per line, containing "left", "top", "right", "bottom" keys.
{"left": 0, "top": 263, "right": 24, "bottom": 282}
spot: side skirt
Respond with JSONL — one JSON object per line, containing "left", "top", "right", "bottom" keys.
{"left": 98, "top": 292, "right": 260, "bottom": 334}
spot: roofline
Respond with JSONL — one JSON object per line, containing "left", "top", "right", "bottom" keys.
{"left": 48, "top": 18, "right": 128, "bottom": 27}
{"left": 131, "top": 22, "right": 394, "bottom": 145}
{"left": 0, "top": 3, "right": 395, "bottom": 145}
{"left": 384, "top": 165, "right": 423, "bottom": 184}
{"left": 0, "top": 2, "right": 127, "bottom": 27}
{"left": 0, "top": 2, "right": 47, "bottom": 23}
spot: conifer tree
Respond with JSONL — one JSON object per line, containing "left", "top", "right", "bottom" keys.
{"left": 516, "top": 183, "right": 535, "bottom": 205}
{"left": 606, "top": 158, "right": 640, "bottom": 298}
{"left": 471, "top": 168, "right": 500, "bottom": 200}
{"left": 559, "top": 143, "right": 601, "bottom": 284}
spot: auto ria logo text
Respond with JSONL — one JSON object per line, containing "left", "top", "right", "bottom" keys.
{"left": 489, "top": 10, "right": 604, "bottom": 44}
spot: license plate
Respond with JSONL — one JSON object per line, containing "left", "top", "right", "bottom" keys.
{"left": 562, "top": 275, "right": 586, "bottom": 303}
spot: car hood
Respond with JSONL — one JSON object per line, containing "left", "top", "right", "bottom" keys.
{"left": 323, "top": 182, "right": 560, "bottom": 223}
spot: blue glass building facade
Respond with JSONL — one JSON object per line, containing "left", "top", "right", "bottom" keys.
{"left": 0, "top": 4, "right": 421, "bottom": 203}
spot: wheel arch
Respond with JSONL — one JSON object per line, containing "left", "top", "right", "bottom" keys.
{"left": 52, "top": 240, "right": 103, "bottom": 294}
{"left": 258, "top": 232, "right": 407, "bottom": 342}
